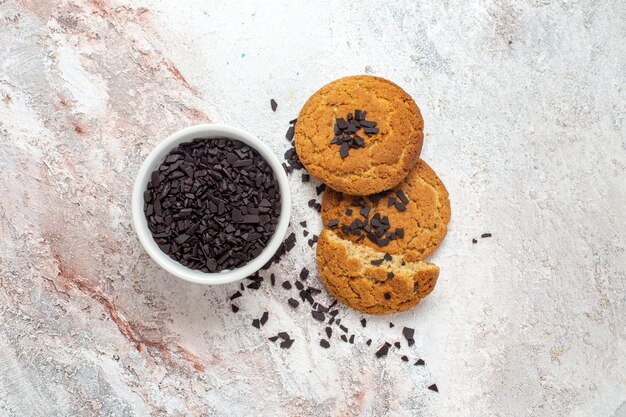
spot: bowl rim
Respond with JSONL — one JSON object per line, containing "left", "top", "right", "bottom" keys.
{"left": 132, "top": 123, "right": 291, "bottom": 285}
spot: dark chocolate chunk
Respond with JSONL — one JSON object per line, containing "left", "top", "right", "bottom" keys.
{"left": 260, "top": 312, "right": 269, "bottom": 326}
{"left": 230, "top": 291, "right": 242, "bottom": 301}
{"left": 384, "top": 292, "right": 391, "bottom": 300}
{"left": 327, "top": 219, "right": 339, "bottom": 228}
{"left": 401, "top": 355, "right": 409, "bottom": 362}
{"left": 270, "top": 99, "right": 277, "bottom": 112}
{"left": 340, "top": 334, "right": 348, "bottom": 342}
{"left": 282, "top": 281, "right": 292, "bottom": 290}
{"left": 383, "top": 253, "right": 393, "bottom": 261}
{"left": 325, "top": 327, "right": 332, "bottom": 338}
{"left": 415, "top": 359, "right": 425, "bottom": 366}
{"left": 280, "top": 339, "right": 294, "bottom": 349}
{"left": 408, "top": 338, "right": 415, "bottom": 347}
{"left": 349, "top": 335, "right": 355, "bottom": 344}
{"left": 361, "top": 318, "right": 367, "bottom": 328}
{"left": 339, "top": 142, "right": 350, "bottom": 158}
{"left": 428, "top": 384, "right": 438, "bottom": 392}
{"left": 320, "top": 339, "right": 330, "bottom": 349}
{"left": 300, "top": 221, "right": 307, "bottom": 227}
{"left": 359, "top": 120, "right": 376, "bottom": 128}
{"left": 402, "top": 327, "right": 415, "bottom": 340}
{"left": 394, "top": 341, "right": 400, "bottom": 348}
{"left": 295, "top": 280, "right": 304, "bottom": 290}
{"left": 288, "top": 298, "right": 299, "bottom": 308}
{"left": 394, "top": 202, "right": 406, "bottom": 212}
{"left": 482, "top": 233, "right": 492, "bottom": 238}
{"left": 252, "top": 319, "right": 260, "bottom": 329}
{"left": 300, "top": 268, "right": 309, "bottom": 280}
{"left": 472, "top": 238, "right": 477, "bottom": 244}
{"left": 270, "top": 274, "right": 275, "bottom": 286}
{"left": 339, "top": 325, "right": 348, "bottom": 333}
{"left": 268, "top": 336, "right": 279, "bottom": 342}
{"left": 375, "top": 344, "right": 389, "bottom": 358}
{"left": 231, "top": 305, "right": 239, "bottom": 313}
{"left": 371, "top": 259, "right": 384, "bottom": 266}
{"left": 285, "top": 125, "right": 295, "bottom": 141}
{"left": 387, "top": 272, "right": 394, "bottom": 279}
{"left": 336, "top": 118, "right": 348, "bottom": 130}
{"left": 389, "top": 322, "right": 395, "bottom": 328}
{"left": 277, "top": 332, "right": 290, "bottom": 340}
{"left": 311, "top": 311, "right": 325, "bottom": 321}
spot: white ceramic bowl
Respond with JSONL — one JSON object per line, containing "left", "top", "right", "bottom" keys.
{"left": 132, "top": 124, "right": 291, "bottom": 285}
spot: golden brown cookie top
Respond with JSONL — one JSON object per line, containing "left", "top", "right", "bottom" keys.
{"left": 295, "top": 75, "right": 424, "bottom": 195}
{"left": 316, "top": 229, "right": 439, "bottom": 315}
{"left": 321, "top": 159, "right": 450, "bottom": 262}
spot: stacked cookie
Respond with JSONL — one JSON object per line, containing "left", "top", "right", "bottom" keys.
{"left": 295, "top": 75, "right": 450, "bottom": 315}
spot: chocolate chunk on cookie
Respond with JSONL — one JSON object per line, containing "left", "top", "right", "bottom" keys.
{"left": 295, "top": 75, "right": 424, "bottom": 195}
{"left": 321, "top": 159, "right": 451, "bottom": 262}
{"left": 316, "top": 229, "right": 439, "bottom": 315}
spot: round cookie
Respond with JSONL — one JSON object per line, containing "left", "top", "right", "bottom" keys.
{"left": 316, "top": 229, "right": 439, "bottom": 315}
{"left": 321, "top": 159, "right": 450, "bottom": 262}
{"left": 295, "top": 75, "right": 424, "bottom": 195}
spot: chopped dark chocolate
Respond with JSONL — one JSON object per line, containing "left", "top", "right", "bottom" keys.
{"left": 482, "top": 233, "right": 492, "bottom": 238}
{"left": 428, "top": 384, "right": 438, "bottom": 392}
{"left": 361, "top": 318, "right": 367, "bottom": 328}
{"left": 320, "top": 339, "right": 330, "bottom": 349}
{"left": 389, "top": 322, "right": 395, "bottom": 328}
{"left": 402, "top": 327, "right": 415, "bottom": 340}
{"left": 268, "top": 336, "right": 279, "bottom": 342}
{"left": 472, "top": 238, "right": 477, "bottom": 244}
{"left": 300, "top": 268, "right": 309, "bottom": 280}
{"left": 325, "top": 326, "right": 332, "bottom": 338}
{"left": 387, "top": 272, "right": 395, "bottom": 279}
{"left": 144, "top": 138, "right": 281, "bottom": 273}
{"left": 288, "top": 298, "right": 299, "bottom": 308}
{"left": 311, "top": 311, "right": 325, "bottom": 321}
{"left": 394, "top": 341, "right": 400, "bottom": 348}
{"left": 366, "top": 339, "right": 372, "bottom": 346}
{"left": 401, "top": 355, "right": 409, "bottom": 362}
{"left": 230, "top": 291, "right": 242, "bottom": 301}
{"left": 384, "top": 292, "right": 391, "bottom": 300}
{"left": 260, "top": 312, "right": 269, "bottom": 326}
{"left": 282, "top": 281, "right": 292, "bottom": 290}
{"left": 280, "top": 339, "right": 295, "bottom": 349}
{"left": 252, "top": 319, "right": 260, "bottom": 329}
{"left": 231, "top": 305, "right": 239, "bottom": 313}
{"left": 270, "top": 99, "right": 277, "bottom": 112}
{"left": 375, "top": 344, "right": 389, "bottom": 358}
{"left": 349, "top": 335, "right": 355, "bottom": 344}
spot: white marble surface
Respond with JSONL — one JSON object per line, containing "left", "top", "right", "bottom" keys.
{"left": 1, "top": 0, "right": 625, "bottom": 416}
